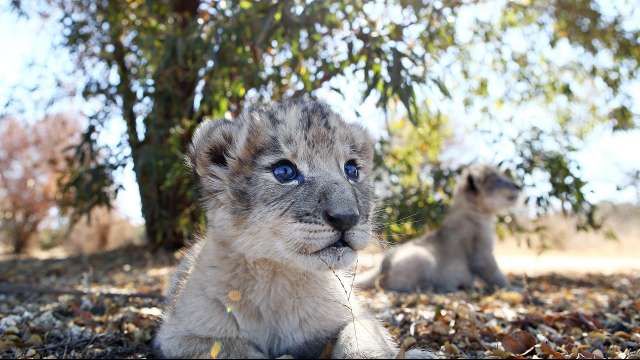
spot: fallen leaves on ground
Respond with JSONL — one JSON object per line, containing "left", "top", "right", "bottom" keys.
{"left": 0, "top": 247, "right": 639, "bottom": 358}
{"left": 362, "top": 273, "right": 640, "bottom": 359}
{"left": 0, "top": 247, "right": 172, "bottom": 358}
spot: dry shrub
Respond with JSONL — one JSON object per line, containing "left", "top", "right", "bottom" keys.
{"left": 0, "top": 114, "right": 80, "bottom": 253}
{"left": 65, "top": 207, "right": 143, "bottom": 254}
{"left": 503, "top": 202, "right": 640, "bottom": 256}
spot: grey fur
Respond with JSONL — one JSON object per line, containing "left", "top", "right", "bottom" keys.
{"left": 155, "top": 98, "right": 432, "bottom": 358}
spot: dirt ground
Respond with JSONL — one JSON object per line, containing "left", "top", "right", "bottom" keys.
{"left": 0, "top": 245, "right": 639, "bottom": 359}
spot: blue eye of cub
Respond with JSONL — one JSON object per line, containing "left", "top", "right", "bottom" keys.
{"left": 272, "top": 160, "right": 299, "bottom": 183}
{"left": 344, "top": 160, "right": 359, "bottom": 181}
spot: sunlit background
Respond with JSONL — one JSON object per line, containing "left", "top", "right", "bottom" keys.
{"left": 1, "top": 2, "right": 639, "bottom": 358}
{"left": 2, "top": 2, "right": 638, "bottom": 225}
{"left": 1, "top": 1, "right": 639, "bottom": 263}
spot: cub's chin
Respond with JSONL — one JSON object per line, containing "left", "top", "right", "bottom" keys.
{"left": 288, "top": 229, "right": 369, "bottom": 271}
{"left": 313, "top": 242, "right": 358, "bottom": 270}
{"left": 307, "top": 233, "right": 363, "bottom": 270}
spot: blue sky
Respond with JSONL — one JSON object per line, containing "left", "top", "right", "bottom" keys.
{"left": 1, "top": 2, "right": 639, "bottom": 224}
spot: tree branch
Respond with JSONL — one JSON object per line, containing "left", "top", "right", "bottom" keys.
{"left": 104, "top": 1, "right": 141, "bottom": 149}
{"left": 111, "top": 36, "right": 141, "bottom": 149}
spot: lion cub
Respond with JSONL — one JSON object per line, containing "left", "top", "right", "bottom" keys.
{"left": 154, "top": 99, "right": 430, "bottom": 358}
{"left": 357, "top": 165, "right": 521, "bottom": 293}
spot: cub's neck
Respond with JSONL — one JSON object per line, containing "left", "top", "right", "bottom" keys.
{"left": 199, "top": 233, "right": 347, "bottom": 300}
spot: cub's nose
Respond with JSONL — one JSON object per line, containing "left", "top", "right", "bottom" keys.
{"left": 323, "top": 208, "right": 360, "bottom": 231}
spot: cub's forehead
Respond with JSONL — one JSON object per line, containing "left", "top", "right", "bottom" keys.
{"left": 239, "top": 100, "right": 373, "bottom": 164}
{"left": 251, "top": 100, "right": 349, "bottom": 137}
{"left": 476, "top": 166, "right": 513, "bottom": 185}
{"left": 470, "top": 164, "right": 497, "bottom": 178}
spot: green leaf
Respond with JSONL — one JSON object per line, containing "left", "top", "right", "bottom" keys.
{"left": 431, "top": 77, "right": 451, "bottom": 99}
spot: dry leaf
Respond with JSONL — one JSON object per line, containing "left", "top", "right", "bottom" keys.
{"left": 539, "top": 341, "right": 564, "bottom": 358}
{"left": 499, "top": 291, "right": 525, "bottom": 305}
{"left": 502, "top": 330, "right": 537, "bottom": 354}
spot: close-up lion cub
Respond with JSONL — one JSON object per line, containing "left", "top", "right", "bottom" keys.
{"left": 357, "top": 165, "right": 521, "bottom": 293}
{"left": 154, "top": 99, "right": 430, "bottom": 358}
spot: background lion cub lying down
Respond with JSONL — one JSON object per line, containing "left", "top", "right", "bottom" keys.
{"left": 154, "top": 98, "right": 430, "bottom": 358}
{"left": 356, "top": 165, "right": 521, "bottom": 293}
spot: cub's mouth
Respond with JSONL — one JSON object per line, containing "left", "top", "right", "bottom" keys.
{"left": 328, "top": 232, "right": 352, "bottom": 250}
{"left": 316, "top": 232, "right": 353, "bottom": 253}
{"left": 309, "top": 231, "right": 357, "bottom": 269}
{"left": 302, "top": 230, "right": 364, "bottom": 269}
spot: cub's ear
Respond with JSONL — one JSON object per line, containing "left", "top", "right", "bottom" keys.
{"left": 466, "top": 173, "right": 478, "bottom": 194}
{"left": 187, "top": 120, "right": 237, "bottom": 178}
{"left": 347, "top": 122, "right": 375, "bottom": 164}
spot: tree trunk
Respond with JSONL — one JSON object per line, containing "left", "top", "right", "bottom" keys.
{"left": 11, "top": 225, "right": 28, "bottom": 254}
{"left": 133, "top": 143, "right": 192, "bottom": 251}
{"left": 122, "top": 0, "right": 203, "bottom": 250}
{"left": 12, "top": 235, "right": 26, "bottom": 254}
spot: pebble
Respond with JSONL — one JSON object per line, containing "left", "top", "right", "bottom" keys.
{"left": 27, "top": 334, "right": 43, "bottom": 346}
{"left": 80, "top": 298, "right": 93, "bottom": 311}
{"left": 31, "top": 311, "right": 61, "bottom": 329}
{"left": 3, "top": 326, "right": 20, "bottom": 335}
{"left": 0, "top": 315, "right": 21, "bottom": 331}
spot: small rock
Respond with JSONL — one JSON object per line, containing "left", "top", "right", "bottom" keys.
{"left": 26, "top": 334, "right": 43, "bottom": 346}
{"left": 90, "top": 304, "right": 106, "bottom": 316}
{"left": 443, "top": 342, "right": 460, "bottom": 356}
{"left": 80, "top": 298, "right": 93, "bottom": 311}
{"left": 498, "top": 291, "right": 524, "bottom": 305}
{"left": 432, "top": 320, "right": 450, "bottom": 336}
{"left": 2, "top": 334, "right": 21, "bottom": 344}
{"left": 68, "top": 324, "right": 87, "bottom": 339}
{"left": 3, "top": 325, "right": 20, "bottom": 335}
{"left": 21, "top": 311, "right": 34, "bottom": 321}
{"left": 31, "top": 311, "right": 61, "bottom": 329}
{"left": 401, "top": 336, "right": 417, "bottom": 349}
{"left": 0, "top": 340, "right": 14, "bottom": 352}
{"left": 0, "top": 315, "right": 21, "bottom": 331}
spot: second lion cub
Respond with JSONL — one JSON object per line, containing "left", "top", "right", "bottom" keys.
{"left": 357, "top": 165, "right": 521, "bottom": 293}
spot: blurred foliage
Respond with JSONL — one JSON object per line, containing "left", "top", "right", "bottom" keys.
{"left": 375, "top": 107, "right": 601, "bottom": 245}
{"left": 511, "top": 129, "right": 597, "bottom": 229}
{"left": 374, "top": 104, "right": 456, "bottom": 242}
{"left": 13, "top": 0, "right": 470, "bottom": 249}
{"left": 8, "top": 0, "right": 639, "bottom": 248}
{"left": 618, "top": 169, "right": 640, "bottom": 205}
{"left": 378, "top": 106, "right": 608, "bottom": 244}
{"left": 500, "top": 128, "right": 602, "bottom": 248}
{"left": 373, "top": 0, "right": 639, "bottom": 243}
